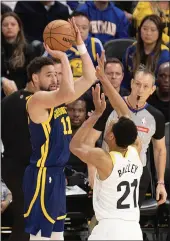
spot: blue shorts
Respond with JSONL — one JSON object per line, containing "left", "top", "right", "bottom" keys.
{"left": 23, "top": 165, "right": 66, "bottom": 238}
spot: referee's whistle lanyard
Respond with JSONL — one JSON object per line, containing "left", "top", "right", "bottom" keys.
{"left": 126, "top": 96, "right": 146, "bottom": 115}
{"left": 135, "top": 96, "right": 140, "bottom": 115}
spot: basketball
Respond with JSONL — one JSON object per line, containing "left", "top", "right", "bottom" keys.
{"left": 43, "top": 20, "right": 76, "bottom": 52}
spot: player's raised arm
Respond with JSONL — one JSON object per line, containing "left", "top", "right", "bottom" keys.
{"left": 43, "top": 44, "right": 75, "bottom": 103}
{"left": 66, "top": 17, "right": 97, "bottom": 102}
{"left": 27, "top": 54, "right": 75, "bottom": 124}
{"left": 96, "top": 51, "right": 130, "bottom": 118}
{"left": 70, "top": 84, "right": 112, "bottom": 173}
{"left": 45, "top": 17, "right": 97, "bottom": 104}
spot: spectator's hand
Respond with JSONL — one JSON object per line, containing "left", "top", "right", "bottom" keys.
{"left": 1, "top": 200, "right": 9, "bottom": 213}
{"left": 68, "top": 17, "right": 83, "bottom": 45}
{"left": 2, "top": 78, "right": 18, "bottom": 96}
{"left": 95, "top": 51, "right": 106, "bottom": 82}
{"left": 92, "top": 84, "right": 106, "bottom": 117}
{"left": 43, "top": 43, "right": 67, "bottom": 60}
{"left": 156, "top": 183, "right": 167, "bottom": 205}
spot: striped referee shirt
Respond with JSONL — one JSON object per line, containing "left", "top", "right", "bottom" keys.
{"left": 102, "top": 98, "right": 165, "bottom": 167}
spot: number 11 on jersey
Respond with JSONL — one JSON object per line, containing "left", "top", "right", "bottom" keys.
{"left": 61, "top": 116, "right": 72, "bottom": 135}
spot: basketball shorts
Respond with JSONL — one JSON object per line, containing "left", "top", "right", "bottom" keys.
{"left": 88, "top": 219, "right": 143, "bottom": 240}
{"left": 23, "top": 165, "right": 66, "bottom": 238}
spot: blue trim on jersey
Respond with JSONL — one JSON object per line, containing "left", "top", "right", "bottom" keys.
{"left": 123, "top": 97, "right": 149, "bottom": 113}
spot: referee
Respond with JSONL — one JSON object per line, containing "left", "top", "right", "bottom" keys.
{"left": 103, "top": 68, "right": 167, "bottom": 206}
{"left": 87, "top": 67, "right": 167, "bottom": 206}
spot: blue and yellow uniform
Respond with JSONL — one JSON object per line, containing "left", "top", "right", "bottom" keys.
{"left": 66, "top": 36, "right": 103, "bottom": 79}
{"left": 122, "top": 42, "right": 170, "bottom": 90}
{"left": 23, "top": 97, "right": 72, "bottom": 238}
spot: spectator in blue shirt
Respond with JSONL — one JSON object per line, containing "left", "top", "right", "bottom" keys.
{"left": 67, "top": 1, "right": 79, "bottom": 11}
{"left": 76, "top": 0, "right": 129, "bottom": 44}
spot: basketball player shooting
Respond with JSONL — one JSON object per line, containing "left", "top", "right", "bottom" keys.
{"left": 23, "top": 18, "right": 98, "bottom": 241}
{"left": 70, "top": 53, "right": 143, "bottom": 240}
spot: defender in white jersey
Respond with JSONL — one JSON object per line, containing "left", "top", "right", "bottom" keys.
{"left": 70, "top": 52, "right": 143, "bottom": 240}
{"left": 70, "top": 80, "right": 143, "bottom": 240}
{"left": 93, "top": 145, "right": 143, "bottom": 221}
{"left": 91, "top": 134, "right": 143, "bottom": 240}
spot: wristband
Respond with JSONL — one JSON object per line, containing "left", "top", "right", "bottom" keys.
{"left": 77, "top": 43, "right": 87, "bottom": 55}
{"left": 157, "top": 181, "right": 165, "bottom": 185}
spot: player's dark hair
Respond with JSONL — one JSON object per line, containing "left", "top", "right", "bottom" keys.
{"left": 27, "top": 57, "right": 54, "bottom": 82}
{"left": 112, "top": 117, "right": 137, "bottom": 148}
{"left": 71, "top": 11, "right": 90, "bottom": 22}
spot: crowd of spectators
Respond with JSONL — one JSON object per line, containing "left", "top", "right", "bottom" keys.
{"left": 1, "top": 1, "right": 170, "bottom": 240}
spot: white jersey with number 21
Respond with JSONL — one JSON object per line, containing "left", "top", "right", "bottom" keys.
{"left": 93, "top": 146, "right": 143, "bottom": 222}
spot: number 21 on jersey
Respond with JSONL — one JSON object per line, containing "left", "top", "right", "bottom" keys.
{"left": 61, "top": 116, "right": 72, "bottom": 135}
{"left": 117, "top": 179, "right": 138, "bottom": 209}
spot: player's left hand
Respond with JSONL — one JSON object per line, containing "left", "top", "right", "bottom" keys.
{"left": 68, "top": 17, "right": 83, "bottom": 46}
{"left": 92, "top": 84, "right": 106, "bottom": 117}
{"left": 156, "top": 183, "right": 167, "bottom": 205}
